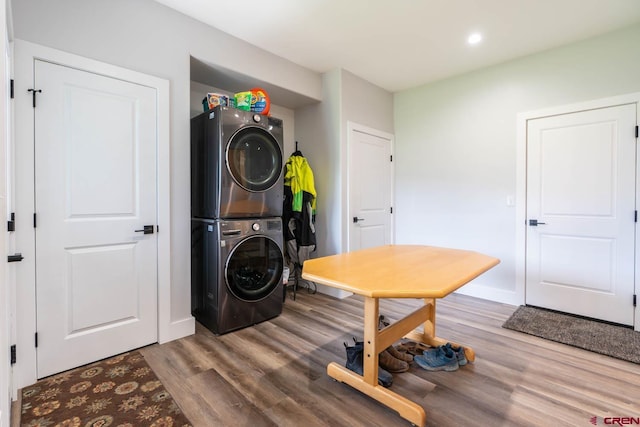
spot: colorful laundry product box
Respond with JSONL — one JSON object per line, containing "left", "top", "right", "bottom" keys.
{"left": 203, "top": 92, "right": 231, "bottom": 111}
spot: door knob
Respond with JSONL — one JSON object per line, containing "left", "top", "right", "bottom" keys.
{"left": 528, "top": 219, "right": 546, "bottom": 226}
{"left": 353, "top": 217, "right": 365, "bottom": 223}
{"left": 135, "top": 225, "right": 154, "bottom": 234}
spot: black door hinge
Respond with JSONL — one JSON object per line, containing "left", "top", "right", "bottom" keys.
{"left": 35, "top": 333, "right": 38, "bottom": 348}
{"left": 636, "top": 211, "right": 638, "bottom": 223}
{"left": 634, "top": 294, "right": 637, "bottom": 307}
{"left": 390, "top": 155, "right": 393, "bottom": 162}
{"left": 10, "top": 79, "right": 14, "bottom": 99}
{"left": 8, "top": 253, "right": 24, "bottom": 262}
{"left": 33, "top": 213, "right": 37, "bottom": 228}
{"left": 636, "top": 126, "right": 639, "bottom": 138}
{"left": 27, "top": 88, "right": 42, "bottom": 108}
{"left": 10, "top": 345, "right": 16, "bottom": 365}
{"left": 7, "top": 212, "right": 15, "bottom": 231}
{"left": 390, "top": 207, "right": 393, "bottom": 214}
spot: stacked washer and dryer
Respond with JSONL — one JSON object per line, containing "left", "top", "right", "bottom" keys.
{"left": 191, "top": 106, "right": 285, "bottom": 335}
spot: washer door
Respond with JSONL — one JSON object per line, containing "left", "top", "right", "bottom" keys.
{"left": 225, "top": 235, "right": 284, "bottom": 302}
{"left": 226, "top": 126, "right": 282, "bottom": 192}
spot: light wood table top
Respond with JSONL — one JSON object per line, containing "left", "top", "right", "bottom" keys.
{"left": 301, "top": 245, "right": 500, "bottom": 298}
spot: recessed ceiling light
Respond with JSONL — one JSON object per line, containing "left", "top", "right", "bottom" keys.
{"left": 468, "top": 33, "right": 483, "bottom": 45}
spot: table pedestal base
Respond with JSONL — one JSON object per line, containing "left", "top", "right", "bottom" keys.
{"left": 327, "top": 297, "right": 474, "bottom": 427}
{"left": 328, "top": 362, "right": 426, "bottom": 426}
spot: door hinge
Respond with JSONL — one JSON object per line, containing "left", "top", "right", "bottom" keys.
{"left": 634, "top": 294, "right": 637, "bottom": 307}
{"left": 7, "top": 212, "right": 15, "bottom": 232}
{"left": 10, "top": 345, "right": 16, "bottom": 365}
{"left": 390, "top": 155, "right": 393, "bottom": 162}
{"left": 35, "top": 332, "right": 38, "bottom": 348}
{"left": 10, "top": 79, "right": 14, "bottom": 99}
{"left": 27, "top": 88, "right": 42, "bottom": 108}
{"left": 636, "top": 125, "right": 639, "bottom": 138}
{"left": 390, "top": 207, "right": 393, "bottom": 214}
{"left": 33, "top": 213, "right": 37, "bottom": 228}
{"left": 8, "top": 253, "right": 24, "bottom": 262}
{"left": 636, "top": 211, "right": 638, "bottom": 223}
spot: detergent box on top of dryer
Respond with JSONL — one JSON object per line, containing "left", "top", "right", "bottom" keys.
{"left": 203, "top": 92, "right": 231, "bottom": 111}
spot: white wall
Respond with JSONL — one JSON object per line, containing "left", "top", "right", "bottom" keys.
{"left": 340, "top": 70, "right": 394, "bottom": 252}
{"left": 11, "top": 0, "right": 321, "bottom": 340}
{"left": 295, "top": 69, "right": 393, "bottom": 298}
{"left": 295, "top": 70, "right": 341, "bottom": 257}
{"left": 394, "top": 23, "right": 640, "bottom": 304}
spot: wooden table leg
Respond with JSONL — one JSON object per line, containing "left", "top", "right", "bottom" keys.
{"left": 362, "top": 297, "right": 380, "bottom": 387}
{"left": 327, "top": 297, "right": 428, "bottom": 427}
{"left": 403, "top": 298, "right": 476, "bottom": 362}
{"left": 327, "top": 362, "right": 426, "bottom": 427}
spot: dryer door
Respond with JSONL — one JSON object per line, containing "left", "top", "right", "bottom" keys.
{"left": 225, "top": 235, "right": 284, "bottom": 302}
{"left": 226, "top": 126, "right": 283, "bottom": 192}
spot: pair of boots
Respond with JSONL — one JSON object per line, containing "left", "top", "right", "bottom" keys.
{"left": 379, "top": 345, "right": 413, "bottom": 373}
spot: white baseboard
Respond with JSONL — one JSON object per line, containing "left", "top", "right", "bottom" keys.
{"left": 455, "top": 282, "right": 521, "bottom": 306}
{"left": 159, "top": 316, "right": 195, "bottom": 344}
{"left": 315, "top": 284, "right": 353, "bottom": 300}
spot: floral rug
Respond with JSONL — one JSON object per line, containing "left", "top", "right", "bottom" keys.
{"left": 20, "top": 351, "right": 192, "bottom": 427}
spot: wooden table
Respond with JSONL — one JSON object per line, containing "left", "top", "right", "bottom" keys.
{"left": 301, "top": 245, "right": 500, "bottom": 426}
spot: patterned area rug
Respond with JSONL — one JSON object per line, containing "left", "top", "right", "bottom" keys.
{"left": 20, "top": 351, "right": 192, "bottom": 427}
{"left": 503, "top": 305, "right": 640, "bottom": 364}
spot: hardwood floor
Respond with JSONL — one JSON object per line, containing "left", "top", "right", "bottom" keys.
{"left": 141, "top": 292, "right": 640, "bottom": 426}
{"left": 13, "top": 291, "right": 640, "bottom": 426}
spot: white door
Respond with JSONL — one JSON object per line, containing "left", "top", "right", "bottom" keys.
{"left": 34, "top": 60, "right": 158, "bottom": 377}
{"left": 348, "top": 125, "right": 393, "bottom": 251}
{"left": 526, "top": 104, "right": 636, "bottom": 325}
{"left": 1, "top": 22, "right": 10, "bottom": 424}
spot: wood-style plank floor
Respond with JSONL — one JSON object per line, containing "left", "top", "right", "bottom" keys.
{"left": 13, "top": 291, "right": 640, "bottom": 426}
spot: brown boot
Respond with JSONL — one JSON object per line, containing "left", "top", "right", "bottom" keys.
{"left": 387, "top": 345, "right": 413, "bottom": 363}
{"left": 379, "top": 349, "right": 409, "bottom": 373}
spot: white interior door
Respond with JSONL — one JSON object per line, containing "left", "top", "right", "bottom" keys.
{"left": 34, "top": 59, "right": 158, "bottom": 377}
{"left": 526, "top": 104, "right": 636, "bottom": 325}
{"left": 1, "top": 22, "right": 10, "bottom": 424}
{"left": 348, "top": 125, "right": 393, "bottom": 251}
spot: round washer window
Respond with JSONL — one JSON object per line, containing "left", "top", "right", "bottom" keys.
{"left": 226, "top": 126, "right": 282, "bottom": 192}
{"left": 225, "top": 235, "right": 283, "bottom": 302}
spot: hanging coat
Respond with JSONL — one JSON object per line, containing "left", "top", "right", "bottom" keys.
{"left": 283, "top": 154, "right": 316, "bottom": 266}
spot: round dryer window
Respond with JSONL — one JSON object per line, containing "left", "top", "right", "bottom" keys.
{"left": 226, "top": 126, "right": 283, "bottom": 192}
{"left": 225, "top": 235, "right": 284, "bottom": 302}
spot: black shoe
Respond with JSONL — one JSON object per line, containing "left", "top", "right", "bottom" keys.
{"left": 344, "top": 340, "right": 393, "bottom": 387}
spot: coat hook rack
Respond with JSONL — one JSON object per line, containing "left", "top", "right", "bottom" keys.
{"left": 293, "top": 141, "right": 302, "bottom": 156}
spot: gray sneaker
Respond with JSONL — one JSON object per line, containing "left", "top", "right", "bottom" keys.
{"left": 422, "top": 343, "right": 467, "bottom": 366}
{"left": 450, "top": 344, "right": 468, "bottom": 366}
{"left": 414, "top": 346, "right": 459, "bottom": 372}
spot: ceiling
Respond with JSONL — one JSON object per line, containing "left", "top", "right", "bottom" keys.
{"left": 154, "top": 0, "right": 640, "bottom": 93}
